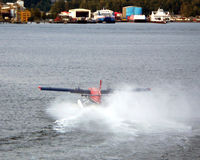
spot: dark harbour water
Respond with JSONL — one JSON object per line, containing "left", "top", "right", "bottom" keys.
{"left": 0, "top": 23, "right": 200, "bottom": 160}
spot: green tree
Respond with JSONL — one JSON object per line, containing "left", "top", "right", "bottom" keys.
{"left": 36, "top": 0, "right": 51, "bottom": 12}
{"left": 80, "top": 0, "right": 88, "bottom": 9}
{"left": 34, "top": 8, "right": 41, "bottom": 20}
{"left": 50, "top": 0, "right": 66, "bottom": 18}
{"left": 181, "top": 2, "right": 193, "bottom": 16}
{"left": 192, "top": 0, "right": 200, "bottom": 15}
{"left": 71, "top": 0, "right": 81, "bottom": 8}
{"left": 29, "top": 8, "right": 41, "bottom": 21}
{"left": 41, "top": 11, "right": 47, "bottom": 20}
{"left": 99, "top": 0, "right": 106, "bottom": 9}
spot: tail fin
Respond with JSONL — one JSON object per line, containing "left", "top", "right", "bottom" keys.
{"left": 99, "top": 80, "right": 102, "bottom": 90}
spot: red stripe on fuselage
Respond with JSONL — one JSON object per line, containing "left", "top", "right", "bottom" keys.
{"left": 89, "top": 87, "right": 101, "bottom": 104}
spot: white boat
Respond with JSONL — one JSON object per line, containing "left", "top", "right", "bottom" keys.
{"left": 150, "top": 8, "right": 171, "bottom": 23}
{"left": 93, "top": 9, "right": 115, "bottom": 23}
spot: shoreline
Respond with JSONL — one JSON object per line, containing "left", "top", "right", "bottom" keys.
{"left": 1, "top": 21, "right": 200, "bottom": 24}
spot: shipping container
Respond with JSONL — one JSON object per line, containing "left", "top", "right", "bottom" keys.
{"left": 122, "top": 6, "right": 142, "bottom": 19}
{"left": 134, "top": 7, "right": 142, "bottom": 15}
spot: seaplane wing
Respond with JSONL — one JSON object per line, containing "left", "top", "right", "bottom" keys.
{"left": 38, "top": 87, "right": 91, "bottom": 94}
{"left": 38, "top": 80, "right": 151, "bottom": 104}
{"left": 101, "top": 88, "right": 151, "bottom": 94}
{"left": 38, "top": 87, "right": 150, "bottom": 94}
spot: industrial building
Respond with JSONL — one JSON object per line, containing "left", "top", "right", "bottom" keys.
{"left": 18, "top": 10, "right": 31, "bottom": 23}
{"left": 69, "top": 8, "right": 91, "bottom": 22}
{"left": 0, "top": 0, "right": 31, "bottom": 23}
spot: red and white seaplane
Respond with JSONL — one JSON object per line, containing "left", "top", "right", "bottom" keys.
{"left": 38, "top": 80, "right": 151, "bottom": 106}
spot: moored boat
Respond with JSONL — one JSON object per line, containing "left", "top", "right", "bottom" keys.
{"left": 93, "top": 9, "right": 115, "bottom": 23}
{"left": 150, "top": 8, "right": 170, "bottom": 24}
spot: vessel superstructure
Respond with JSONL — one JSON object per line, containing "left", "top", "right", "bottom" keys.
{"left": 93, "top": 9, "right": 115, "bottom": 23}
{"left": 150, "top": 8, "right": 171, "bottom": 23}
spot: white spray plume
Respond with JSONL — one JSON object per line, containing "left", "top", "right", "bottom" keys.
{"left": 46, "top": 85, "right": 192, "bottom": 134}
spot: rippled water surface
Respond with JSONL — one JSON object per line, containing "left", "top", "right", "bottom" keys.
{"left": 0, "top": 23, "right": 200, "bottom": 160}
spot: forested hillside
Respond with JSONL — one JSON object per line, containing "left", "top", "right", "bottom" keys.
{"left": 1, "top": 0, "right": 200, "bottom": 16}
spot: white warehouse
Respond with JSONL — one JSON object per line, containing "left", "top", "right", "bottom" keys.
{"left": 69, "top": 8, "right": 91, "bottom": 20}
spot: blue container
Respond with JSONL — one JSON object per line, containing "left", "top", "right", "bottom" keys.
{"left": 126, "top": 7, "right": 134, "bottom": 17}
{"left": 125, "top": 6, "right": 142, "bottom": 18}
{"left": 134, "top": 7, "right": 142, "bottom": 15}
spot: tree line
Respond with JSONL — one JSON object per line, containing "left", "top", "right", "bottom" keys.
{"left": 1, "top": 0, "right": 200, "bottom": 18}
{"left": 51, "top": 0, "right": 200, "bottom": 17}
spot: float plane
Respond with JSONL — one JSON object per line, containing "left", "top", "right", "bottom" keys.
{"left": 38, "top": 80, "right": 151, "bottom": 106}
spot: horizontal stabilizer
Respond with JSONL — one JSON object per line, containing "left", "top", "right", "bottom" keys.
{"left": 133, "top": 88, "right": 151, "bottom": 92}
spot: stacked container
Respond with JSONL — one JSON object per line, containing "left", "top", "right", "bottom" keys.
{"left": 122, "top": 6, "right": 142, "bottom": 19}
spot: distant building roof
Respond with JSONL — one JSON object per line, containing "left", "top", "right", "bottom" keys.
{"left": 60, "top": 11, "right": 69, "bottom": 16}
{"left": 69, "top": 8, "right": 91, "bottom": 12}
